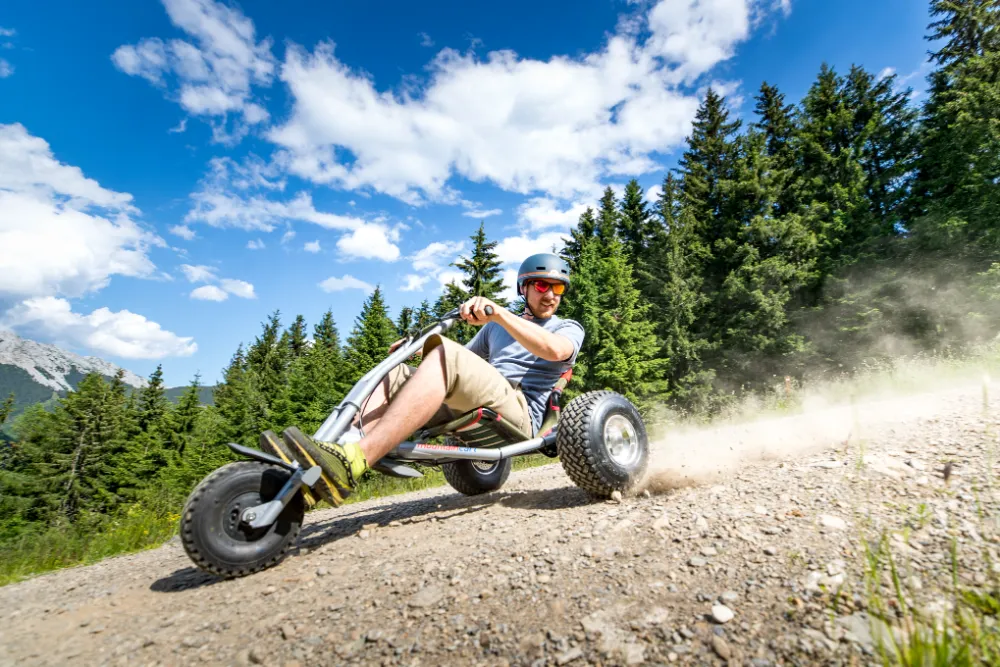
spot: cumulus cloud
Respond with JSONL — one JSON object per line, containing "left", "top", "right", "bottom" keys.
{"left": 220, "top": 278, "right": 255, "bottom": 298}
{"left": 247, "top": 238, "right": 265, "bottom": 249}
{"left": 4, "top": 296, "right": 196, "bottom": 359}
{"left": 111, "top": 0, "right": 276, "bottom": 144}
{"left": 400, "top": 274, "right": 430, "bottom": 292}
{"left": 182, "top": 156, "right": 403, "bottom": 261}
{"left": 0, "top": 59, "right": 13, "bottom": 78}
{"left": 180, "top": 263, "right": 217, "bottom": 282}
{"left": 267, "top": 0, "right": 789, "bottom": 204}
{"left": 304, "top": 240, "right": 321, "bottom": 253}
{"left": 190, "top": 284, "right": 228, "bottom": 301}
{"left": 318, "top": 274, "right": 374, "bottom": 293}
{"left": 516, "top": 197, "right": 591, "bottom": 231}
{"left": 0, "top": 123, "right": 160, "bottom": 300}
{"left": 169, "top": 224, "right": 196, "bottom": 240}
{"left": 494, "top": 231, "right": 570, "bottom": 266}
{"left": 462, "top": 207, "right": 502, "bottom": 218}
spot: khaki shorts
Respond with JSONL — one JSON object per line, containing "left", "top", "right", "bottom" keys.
{"left": 361, "top": 334, "right": 532, "bottom": 437}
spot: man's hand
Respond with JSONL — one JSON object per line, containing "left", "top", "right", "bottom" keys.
{"left": 460, "top": 296, "right": 500, "bottom": 326}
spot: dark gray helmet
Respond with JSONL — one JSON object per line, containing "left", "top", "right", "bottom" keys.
{"left": 517, "top": 253, "right": 570, "bottom": 295}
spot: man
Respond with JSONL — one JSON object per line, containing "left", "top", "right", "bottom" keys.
{"left": 274, "top": 253, "right": 585, "bottom": 507}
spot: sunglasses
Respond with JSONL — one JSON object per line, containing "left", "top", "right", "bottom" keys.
{"left": 530, "top": 280, "right": 566, "bottom": 295}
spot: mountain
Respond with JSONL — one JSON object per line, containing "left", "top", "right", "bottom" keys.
{"left": 0, "top": 331, "right": 216, "bottom": 428}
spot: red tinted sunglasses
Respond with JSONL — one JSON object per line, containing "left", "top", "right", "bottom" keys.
{"left": 530, "top": 280, "right": 566, "bottom": 295}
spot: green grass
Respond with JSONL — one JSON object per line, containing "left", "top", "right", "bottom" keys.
{"left": 0, "top": 454, "right": 555, "bottom": 587}
{"left": 860, "top": 531, "right": 1000, "bottom": 666}
{"left": 0, "top": 504, "right": 179, "bottom": 587}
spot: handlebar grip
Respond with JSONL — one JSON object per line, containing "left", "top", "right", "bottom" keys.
{"left": 484, "top": 305, "right": 494, "bottom": 316}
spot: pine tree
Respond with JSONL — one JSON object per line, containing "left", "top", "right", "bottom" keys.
{"left": 596, "top": 187, "right": 619, "bottom": 243}
{"left": 0, "top": 393, "right": 13, "bottom": 427}
{"left": 246, "top": 311, "right": 289, "bottom": 412}
{"left": 287, "top": 315, "right": 308, "bottom": 359}
{"left": 213, "top": 344, "right": 257, "bottom": 447}
{"left": 753, "top": 82, "right": 797, "bottom": 216}
{"left": 313, "top": 310, "right": 341, "bottom": 353}
{"left": 434, "top": 280, "right": 472, "bottom": 343}
{"left": 912, "top": 0, "right": 1000, "bottom": 251}
{"left": 170, "top": 374, "right": 204, "bottom": 456}
{"left": 618, "top": 179, "right": 651, "bottom": 263}
{"left": 561, "top": 207, "right": 596, "bottom": 272}
{"left": 346, "top": 286, "right": 398, "bottom": 378}
{"left": 454, "top": 222, "right": 508, "bottom": 306}
{"left": 415, "top": 300, "right": 434, "bottom": 330}
{"left": 396, "top": 307, "right": 415, "bottom": 337}
{"left": 137, "top": 365, "right": 169, "bottom": 433}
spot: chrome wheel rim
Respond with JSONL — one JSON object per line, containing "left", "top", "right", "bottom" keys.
{"left": 604, "top": 415, "right": 640, "bottom": 467}
{"left": 471, "top": 460, "right": 499, "bottom": 474}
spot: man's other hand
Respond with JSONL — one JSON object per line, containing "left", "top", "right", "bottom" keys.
{"left": 460, "top": 296, "right": 499, "bottom": 326}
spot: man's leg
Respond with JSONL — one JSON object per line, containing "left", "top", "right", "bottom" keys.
{"left": 279, "top": 345, "right": 449, "bottom": 506}
{"left": 355, "top": 345, "right": 447, "bottom": 465}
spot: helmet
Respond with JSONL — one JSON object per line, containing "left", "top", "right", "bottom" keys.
{"left": 516, "top": 253, "right": 570, "bottom": 296}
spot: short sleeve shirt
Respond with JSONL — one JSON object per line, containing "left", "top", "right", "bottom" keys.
{"left": 465, "top": 315, "right": 585, "bottom": 433}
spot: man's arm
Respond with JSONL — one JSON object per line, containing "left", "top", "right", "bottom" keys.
{"left": 491, "top": 308, "right": 575, "bottom": 362}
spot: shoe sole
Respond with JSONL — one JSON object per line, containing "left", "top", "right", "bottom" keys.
{"left": 259, "top": 431, "right": 318, "bottom": 508}
{"left": 282, "top": 427, "right": 349, "bottom": 507}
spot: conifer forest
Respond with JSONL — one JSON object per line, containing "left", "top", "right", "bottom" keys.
{"left": 1, "top": 0, "right": 999, "bottom": 571}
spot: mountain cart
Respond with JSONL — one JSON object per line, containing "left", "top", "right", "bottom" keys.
{"left": 180, "top": 306, "right": 649, "bottom": 578}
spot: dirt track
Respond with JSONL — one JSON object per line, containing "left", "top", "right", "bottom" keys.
{"left": 2, "top": 380, "right": 999, "bottom": 667}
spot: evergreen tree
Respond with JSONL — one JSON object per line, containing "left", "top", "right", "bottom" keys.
{"left": 313, "top": 310, "right": 341, "bottom": 353}
{"left": 596, "top": 187, "right": 619, "bottom": 243}
{"left": 561, "top": 207, "right": 596, "bottom": 272}
{"left": 246, "top": 311, "right": 289, "bottom": 412}
{"left": 912, "top": 0, "right": 1000, "bottom": 251}
{"left": 618, "top": 179, "right": 651, "bottom": 263}
{"left": 0, "top": 393, "right": 13, "bottom": 427}
{"left": 396, "top": 307, "right": 415, "bottom": 337}
{"left": 434, "top": 280, "right": 472, "bottom": 343}
{"left": 453, "top": 222, "right": 508, "bottom": 306}
{"left": 346, "top": 286, "right": 398, "bottom": 378}
{"left": 213, "top": 344, "right": 257, "bottom": 447}
{"left": 287, "top": 315, "right": 308, "bottom": 359}
{"left": 170, "top": 374, "right": 203, "bottom": 456}
{"left": 137, "top": 365, "right": 169, "bottom": 433}
{"left": 414, "top": 300, "right": 434, "bottom": 330}
{"left": 753, "top": 82, "right": 797, "bottom": 216}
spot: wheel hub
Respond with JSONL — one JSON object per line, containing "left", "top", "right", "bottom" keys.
{"left": 471, "top": 460, "right": 499, "bottom": 474}
{"left": 604, "top": 415, "right": 640, "bottom": 467}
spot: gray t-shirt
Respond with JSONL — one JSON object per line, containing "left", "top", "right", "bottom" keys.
{"left": 465, "top": 315, "right": 585, "bottom": 434}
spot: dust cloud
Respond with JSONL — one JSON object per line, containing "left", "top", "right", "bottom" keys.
{"left": 638, "top": 372, "right": 993, "bottom": 494}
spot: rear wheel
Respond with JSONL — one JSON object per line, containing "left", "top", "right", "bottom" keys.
{"left": 181, "top": 461, "right": 305, "bottom": 578}
{"left": 557, "top": 391, "right": 649, "bottom": 498}
{"left": 442, "top": 456, "right": 512, "bottom": 495}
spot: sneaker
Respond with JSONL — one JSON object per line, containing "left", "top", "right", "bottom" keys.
{"left": 259, "top": 430, "right": 318, "bottom": 508}
{"left": 282, "top": 426, "right": 368, "bottom": 507}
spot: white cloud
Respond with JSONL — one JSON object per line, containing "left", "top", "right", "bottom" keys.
{"left": 877, "top": 66, "right": 895, "bottom": 81}
{"left": 0, "top": 123, "right": 160, "bottom": 300}
{"left": 0, "top": 28, "right": 15, "bottom": 37}
{"left": 111, "top": 0, "right": 276, "bottom": 144}
{"left": 304, "top": 240, "right": 321, "bottom": 253}
{"left": 190, "top": 284, "right": 228, "bottom": 301}
{"left": 0, "top": 59, "right": 13, "bottom": 78}
{"left": 400, "top": 274, "right": 430, "bottom": 292}
{"left": 419, "top": 32, "right": 435, "bottom": 48}
{"left": 462, "top": 207, "right": 502, "bottom": 218}
{"left": 219, "top": 278, "right": 255, "bottom": 298}
{"left": 336, "top": 223, "right": 401, "bottom": 261}
{"left": 411, "top": 240, "right": 465, "bottom": 272}
{"left": 180, "top": 263, "right": 217, "bottom": 282}
{"left": 494, "top": 231, "right": 571, "bottom": 266}
{"left": 516, "top": 197, "right": 590, "bottom": 231}
{"left": 247, "top": 238, "right": 265, "bottom": 249}
{"left": 281, "top": 228, "right": 295, "bottom": 243}
{"left": 169, "top": 224, "right": 196, "bottom": 240}
{"left": 318, "top": 274, "right": 374, "bottom": 293}
{"left": 4, "top": 296, "right": 197, "bottom": 359}
{"left": 436, "top": 269, "right": 465, "bottom": 290}
{"left": 268, "top": 0, "right": 787, "bottom": 204}
{"left": 498, "top": 267, "right": 519, "bottom": 302}
{"left": 168, "top": 118, "right": 188, "bottom": 133}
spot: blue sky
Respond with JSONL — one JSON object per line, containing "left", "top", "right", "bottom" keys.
{"left": 0, "top": 0, "right": 933, "bottom": 387}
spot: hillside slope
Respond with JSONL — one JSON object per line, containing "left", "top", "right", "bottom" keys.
{"left": 0, "top": 381, "right": 995, "bottom": 665}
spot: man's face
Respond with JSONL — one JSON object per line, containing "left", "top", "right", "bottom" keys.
{"left": 524, "top": 279, "right": 563, "bottom": 318}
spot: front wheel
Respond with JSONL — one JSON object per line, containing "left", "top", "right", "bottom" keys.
{"left": 557, "top": 391, "right": 649, "bottom": 498}
{"left": 181, "top": 461, "right": 305, "bottom": 578}
{"left": 442, "top": 457, "right": 512, "bottom": 495}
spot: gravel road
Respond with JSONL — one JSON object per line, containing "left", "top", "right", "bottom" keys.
{"left": 2, "top": 380, "right": 998, "bottom": 667}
